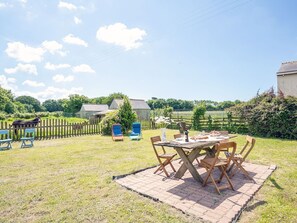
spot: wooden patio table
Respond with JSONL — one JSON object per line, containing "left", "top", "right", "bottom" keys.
{"left": 154, "top": 135, "right": 235, "bottom": 183}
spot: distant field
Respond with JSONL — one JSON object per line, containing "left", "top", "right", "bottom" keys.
{"left": 2, "top": 116, "right": 88, "bottom": 125}
{"left": 172, "top": 111, "right": 226, "bottom": 119}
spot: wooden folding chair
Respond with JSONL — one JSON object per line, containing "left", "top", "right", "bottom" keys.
{"left": 200, "top": 142, "right": 236, "bottom": 194}
{"left": 226, "top": 135, "right": 256, "bottom": 181}
{"left": 151, "top": 136, "right": 177, "bottom": 177}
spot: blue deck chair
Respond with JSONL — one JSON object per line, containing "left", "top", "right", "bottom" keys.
{"left": 0, "top": 130, "right": 12, "bottom": 150}
{"left": 21, "top": 128, "right": 35, "bottom": 148}
{"left": 112, "top": 124, "right": 124, "bottom": 141}
{"left": 129, "top": 122, "right": 142, "bottom": 140}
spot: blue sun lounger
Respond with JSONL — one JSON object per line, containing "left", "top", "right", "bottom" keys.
{"left": 129, "top": 122, "right": 142, "bottom": 140}
{"left": 112, "top": 124, "right": 124, "bottom": 141}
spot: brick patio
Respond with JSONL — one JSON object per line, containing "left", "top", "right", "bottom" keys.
{"left": 115, "top": 159, "right": 276, "bottom": 223}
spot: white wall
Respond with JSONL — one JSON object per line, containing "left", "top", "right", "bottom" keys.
{"left": 277, "top": 74, "right": 297, "bottom": 97}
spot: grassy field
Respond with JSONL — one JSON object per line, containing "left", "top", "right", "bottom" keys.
{"left": 172, "top": 111, "right": 227, "bottom": 119}
{"left": 0, "top": 130, "right": 296, "bottom": 222}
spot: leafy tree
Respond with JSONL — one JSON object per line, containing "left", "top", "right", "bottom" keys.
{"left": 163, "top": 106, "right": 173, "bottom": 118}
{"left": 64, "top": 94, "right": 90, "bottom": 115}
{"left": 42, "top": 99, "right": 63, "bottom": 112}
{"left": 118, "top": 97, "right": 137, "bottom": 133}
{"left": 4, "top": 101, "right": 16, "bottom": 114}
{"left": 0, "top": 87, "right": 14, "bottom": 111}
{"left": 192, "top": 103, "right": 206, "bottom": 130}
{"left": 15, "top": 95, "right": 44, "bottom": 112}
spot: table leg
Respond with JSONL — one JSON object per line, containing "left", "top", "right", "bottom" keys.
{"left": 175, "top": 148, "right": 203, "bottom": 183}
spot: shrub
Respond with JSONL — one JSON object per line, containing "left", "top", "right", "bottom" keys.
{"left": 0, "top": 112, "right": 6, "bottom": 120}
{"left": 100, "top": 110, "right": 120, "bottom": 135}
{"left": 229, "top": 89, "right": 297, "bottom": 139}
{"left": 192, "top": 103, "right": 206, "bottom": 130}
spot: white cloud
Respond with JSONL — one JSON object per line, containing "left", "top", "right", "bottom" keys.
{"left": 53, "top": 74, "right": 74, "bottom": 82}
{"left": 74, "top": 16, "right": 82, "bottom": 24}
{"left": 63, "top": 34, "right": 88, "bottom": 47}
{"left": 19, "top": 0, "right": 27, "bottom": 6}
{"left": 44, "top": 62, "right": 71, "bottom": 70}
{"left": 0, "top": 2, "right": 13, "bottom": 8}
{"left": 58, "top": 1, "right": 77, "bottom": 11}
{"left": 42, "top": 40, "right": 66, "bottom": 56}
{"left": 22, "top": 80, "right": 45, "bottom": 87}
{"left": 96, "top": 23, "right": 147, "bottom": 50}
{"left": 4, "top": 63, "right": 38, "bottom": 75}
{"left": 5, "top": 42, "right": 46, "bottom": 63}
{"left": 72, "top": 64, "right": 95, "bottom": 73}
{"left": 15, "top": 87, "right": 83, "bottom": 102}
{"left": 0, "top": 75, "right": 17, "bottom": 91}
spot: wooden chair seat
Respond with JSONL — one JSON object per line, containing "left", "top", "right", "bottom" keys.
{"left": 159, "top": 153, "right": 176, "bottom": 159}
{"left": 201, "top": 158, "right": 228, "bottom": 167}
{"left": 225, "top": 152, "right": 243, "bottom": 159}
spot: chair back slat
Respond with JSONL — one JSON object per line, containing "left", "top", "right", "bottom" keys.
{"left": 173, "top": 133, "right": 182, "bottom": 139}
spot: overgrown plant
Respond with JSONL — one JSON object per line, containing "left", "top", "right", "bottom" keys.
{"left": 192, "top": 103, "right": 206, "bottom": 130}
{"left": 229, "top": 88, "right": 297, "bottom": 139}
{"left": 99, "top": 110, "right": 120, "bottom": 135}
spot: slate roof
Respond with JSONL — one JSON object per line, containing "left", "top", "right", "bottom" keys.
{"left": 80, "top": 104, "right": 108, "bottom": 112}
{"left": 277, "top": 61, "right": 297, "bottom": 76}
{"left": 113, "top": 99, "right": 151, "bottom": 110}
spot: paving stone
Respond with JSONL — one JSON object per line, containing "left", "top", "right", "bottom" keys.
{"left": 115, "top": 159, "right": 275, "bottom": 223}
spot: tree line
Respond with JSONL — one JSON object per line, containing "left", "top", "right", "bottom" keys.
{"left": 0, "top": 86, "right": 126, "bottom": 117}
{"left": 147, "top": 98, "right": 242, "bottom": 111}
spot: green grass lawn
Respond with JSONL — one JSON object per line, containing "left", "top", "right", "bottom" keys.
{"left": 0, "top": 130, "right": 296, "bottom": 222}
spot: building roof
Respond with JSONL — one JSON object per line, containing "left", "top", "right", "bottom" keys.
{"left": 80, "top": 104, "right": 108, "bottom": 112}
{"left": 277, "top": 61, "right": 297, "bottom": 76}
{"left": 113, "top": 99, "right": 151, "bottom": 110}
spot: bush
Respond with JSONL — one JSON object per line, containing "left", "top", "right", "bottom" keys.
{"left": 192, "top": 103, "right": 206, "bottom": 130}
{"left": 99, "top": 110, "right": 120, "bottom": 135}
{"left": 229, "top": 89, "right": 297, "bottom": 139}
{"left": 0, "top": 112, "right": 6, "bottom": 120}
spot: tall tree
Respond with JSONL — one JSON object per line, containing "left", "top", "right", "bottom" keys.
{"left": 64, "top": 94, "right": 90, "bottom": 115}
{"left": 42, "top": 99, "right": 63, "bottom": 112}
{"left": 0, "top": 87, "right": 14, "bottom": 111}
{"left": 15, "top": 95, "right": 44, "bottom": 112}
{"left": 118, "top": 97, "right": 137, "bottom": 133}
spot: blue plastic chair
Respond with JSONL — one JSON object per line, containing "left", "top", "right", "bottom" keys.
{"left": 21, "top": 128, "right": 35, "bottom": 148}
{"left": 0, "top": 130, "right": 12, "bottom": 150}
{"left": 112, "top": 124, "right": 124, "bottom": 141}
{"left": 129, "top": 122, "right": 142, "bottom": 140}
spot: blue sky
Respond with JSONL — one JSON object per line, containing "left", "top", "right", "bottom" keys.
{"left": 0, "top": 0, "right": 296, "bottom": 102}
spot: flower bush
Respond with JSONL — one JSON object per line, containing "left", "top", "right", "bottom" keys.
{"left": 154, "top": 116, "right": 172, "bottom": 128}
